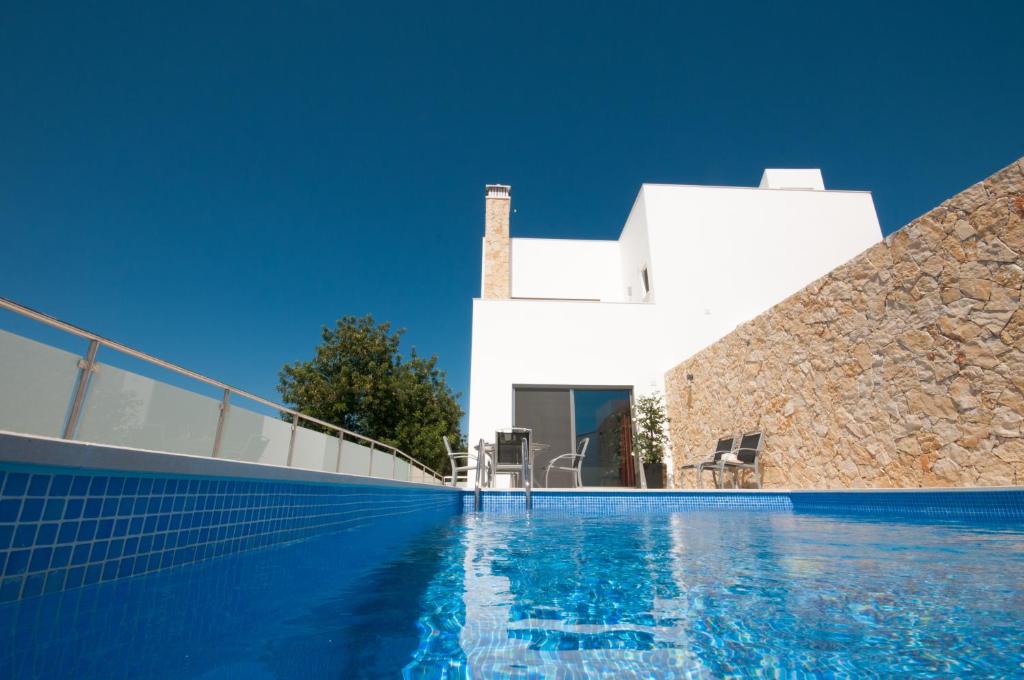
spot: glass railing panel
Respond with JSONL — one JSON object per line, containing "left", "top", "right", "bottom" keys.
{"left": 371, "top": 448, "right": 393, "bottom": 479}
{"left": 394, "top": 457, "right": 412, "bottom": 482}
{"left": 217, "top": 405, "right": 291, "bottom": 466}
{"left": 322, "top": 433, "right": 340, "bottom": 472}
{"left": 290, "top": 425, "right": 334, "bottom": 472}
{"left": 76, "top": 362, "right": 219, "bottom": 457}
{"left": 0, "top": 329, "right": 81, "bottom": 438}
{"left": 339, "top": 439, "right": 372, "bottom": 476}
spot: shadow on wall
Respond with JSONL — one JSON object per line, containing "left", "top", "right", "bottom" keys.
{"left": 665, "top": 157, "right": 1024, "bottom": 490}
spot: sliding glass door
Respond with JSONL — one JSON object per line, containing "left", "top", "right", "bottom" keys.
{"left": 513, "top": 386, "right": 634, "bottom": 488}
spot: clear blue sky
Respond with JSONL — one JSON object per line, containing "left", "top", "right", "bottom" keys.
{"left": 2, "top": 1, "right": 1022, "bottom": 424}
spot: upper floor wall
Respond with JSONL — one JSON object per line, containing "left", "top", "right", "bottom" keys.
{"left": 491, "top": 171, "right": 882, "bottom": 326}
{"left": 510, "top": 238, "right": 623, "bottom": 301}
{"left": 619, "top": 189, "right": 654, "bottom": 304}
{"left": 642, "top": 182, "right": 883, "bottom": 366}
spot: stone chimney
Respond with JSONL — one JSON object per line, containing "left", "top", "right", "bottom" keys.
{"left": 482, "top": 184, "right": 511, "bottom": 299}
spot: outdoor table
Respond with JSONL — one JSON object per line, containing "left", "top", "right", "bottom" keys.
{"left": 482, "top": 441, "right": 548, "bottom": 489}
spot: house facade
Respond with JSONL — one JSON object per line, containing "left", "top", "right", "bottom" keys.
{"left": 468, "top": 170, "right": 883, "bottom": 487}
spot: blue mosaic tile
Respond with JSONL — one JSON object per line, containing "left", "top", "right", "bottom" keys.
{"left": 7, "top": 456, "right": 1020, "bottom": 607}
{"left": 3, "top": 473, "right": 29, "bottom": 496}
{"left": 0, "top": 462, "right": 460, "bottom": 602}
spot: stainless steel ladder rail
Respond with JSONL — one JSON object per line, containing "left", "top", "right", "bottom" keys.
{"left": 473, "top": 439, "right": 485, "bottom": 512}
{"left": 473, "top": 437, "right": 531, "bottom": 512}
{"left": 521, "top": 437, "right": 532, "bottom": 512}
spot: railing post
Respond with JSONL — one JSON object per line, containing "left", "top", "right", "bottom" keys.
{"left": 368, "top": 442, "right": 375, "bottom": 477}
{"left": 336, "top": 434, "right": 343, "bottom": 473}
{"left": 286, "top": 413, "right": 299, "bottom": 467}
{"left": 211, "top": 389, "right": 230, "bottom": 457}
{"left": 392, "top": 448, "right": 397, "bottom": 480}
{"left": 63, "top": 339, "right": 99, "bottom": 439}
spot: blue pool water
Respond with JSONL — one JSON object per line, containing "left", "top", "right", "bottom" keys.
{"left": 3, "top": 509, "right": 1023, "bottom": 677}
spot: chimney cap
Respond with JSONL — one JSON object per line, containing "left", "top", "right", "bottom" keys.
{"left": 485, "top": 184, "right": 511, "bottom": 199}
{"left": 758, "top": 169, "right": 824, "bottom": 191}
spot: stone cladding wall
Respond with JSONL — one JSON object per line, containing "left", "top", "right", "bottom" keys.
{"left": 666, "top": 158, "right": 1024, "bottom": 489}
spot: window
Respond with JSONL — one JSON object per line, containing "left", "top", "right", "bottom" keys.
{"left": 640, "top": 267, "right": 650, "bottom": 296}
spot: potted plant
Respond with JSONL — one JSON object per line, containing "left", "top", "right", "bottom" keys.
{"left": 633, "top": 392, "right": 670, "bottom": 489}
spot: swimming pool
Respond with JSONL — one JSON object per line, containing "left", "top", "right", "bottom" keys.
{"left": 4, "top": 504, "right": 1023, "bottom": 677}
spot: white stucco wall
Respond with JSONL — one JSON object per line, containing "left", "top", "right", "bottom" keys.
{"left": 467, "top": 298, "right": 663, "bottom": 452}
{"left": 617, "top": 190, "right": 654, "bottom": 304}
{"left": 641, "top": 183, "right": 882, "bottom": 368}
{"left": 510, "top": 238, "right": 622, "bottom": 301}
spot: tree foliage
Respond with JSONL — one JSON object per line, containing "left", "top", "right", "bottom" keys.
{"left": 632, "top": 392, "right": 670, "bottom": 464}
{"left": 278, "top": 315, "right": 464, "bottom": 473}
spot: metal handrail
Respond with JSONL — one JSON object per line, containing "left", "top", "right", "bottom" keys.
{"left": 521, "top": 437, "right": 532, "bottom": 511}
{"left": 473, "top": 439, "right": 485, "bottom": 511}
{"left": 0, "top": 296, "right": 445, "bottom": 482}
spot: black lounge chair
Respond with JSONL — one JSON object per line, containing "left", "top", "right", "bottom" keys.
{"left": 679, "top": 436, "right": 735, "bottom": 488}
{"left": 721, "top": 431, "right": 765, "bottom": 489}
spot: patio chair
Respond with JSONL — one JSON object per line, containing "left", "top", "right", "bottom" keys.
{"left": 544, "top": 437, "right": 590, "bottom": 488}
{"left": 721, "top": 431, "right": 765, "bottom": 489}
{"left": 443, "top": 436, "right": 489, "bottom": 487}
{"left": 678, "top": 436, "right": 736, "bottom": 489}
{"left": 495, "top": 428, "right": 531, "bottom": 488}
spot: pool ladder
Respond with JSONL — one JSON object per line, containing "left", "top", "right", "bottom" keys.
{"left": 473, "top": 438, "right": 531, "bottom": 512}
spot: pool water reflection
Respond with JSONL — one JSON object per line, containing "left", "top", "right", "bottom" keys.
{"left": 3, "top": 510, "right": 1023, "bottom": 678}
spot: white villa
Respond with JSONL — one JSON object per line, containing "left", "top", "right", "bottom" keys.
{"left": 468, "top": 170, "right": 883, "bottom": 488}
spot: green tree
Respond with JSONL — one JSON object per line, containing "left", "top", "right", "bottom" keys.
{"left": 278, "top": 315, "right": 464, "bottom": 473}
{"left": 632, "top": 392, "right": 669, "bottom": 464}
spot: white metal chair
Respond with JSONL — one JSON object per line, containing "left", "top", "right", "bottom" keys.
{"left": 682, "top": 436, "right": 736, "bottom": 489}
{"left": 443, "top": 436, "right": 489, "bottom": 487}
{"left": 544, "top": 437, "right": 590, "bottom": 488}
{"left": 721, "top": 431, "right": 765, "bottom": 489}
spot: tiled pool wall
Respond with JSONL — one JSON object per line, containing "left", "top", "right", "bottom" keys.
{"left": 788, "top": 488, "right": 1024, "bottom": 519}
{"left": 0, "top": 433, "right": 461, "bottom": 603}
{"left": 465, "top": 491, "right": 794, "bottom": 513}
{"left": 465, "top": 489, "right": 1024, "bottom": 520}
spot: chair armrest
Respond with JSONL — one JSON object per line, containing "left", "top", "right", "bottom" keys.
{"left": 545, "top": 453, "right": 580, "bottom": 469}
{"left": 460, "top": 453, "right": 493, "bottom": 470}
{"left": 680, "top": 459, "right": 714, "bottom": 468}
{"left": 690, "top": 451, "right": 725, "bottom": 462}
